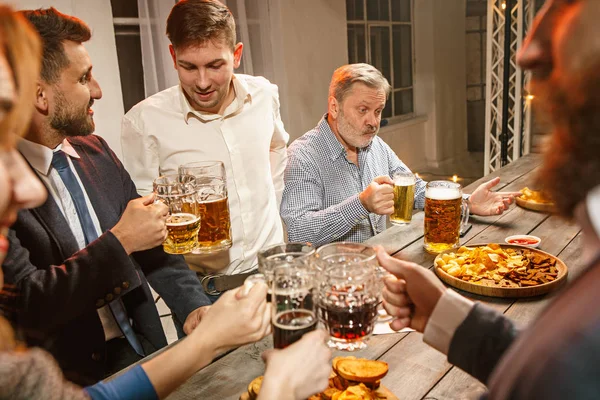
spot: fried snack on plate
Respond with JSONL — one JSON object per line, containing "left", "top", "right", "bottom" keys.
{"left": 520, "top": 187, "right": 553, "bottom": 204}
{"left": 435, "top": 244, "right": 558, "bottom": 287}
{"left": 247, "top": 376, "right": 262, "bottom": 399}
{"left": 335, "top": 358, "right": 389, "bottom": 383}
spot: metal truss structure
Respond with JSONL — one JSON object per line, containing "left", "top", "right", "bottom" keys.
{"left": 484, "top": 0, "right": 535, "bottom": 175}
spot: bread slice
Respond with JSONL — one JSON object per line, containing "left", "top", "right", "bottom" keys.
{"left": 335, "top": 358, "right": 389, "bottom": 383}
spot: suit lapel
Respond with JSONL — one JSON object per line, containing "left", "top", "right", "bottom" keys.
{"left": 30, "top": 190, "right": 80, "bottom": 260}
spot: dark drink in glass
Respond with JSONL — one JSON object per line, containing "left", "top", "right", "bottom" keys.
{"left": 273, "top": 309, "right": 317, "bottom": 348}
{"left": 317, "top": 301, "right": 377, "bottom": 341}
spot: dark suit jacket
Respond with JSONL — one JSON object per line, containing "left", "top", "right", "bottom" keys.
{"left": 448, "top": 254, "right": 600, "bottom": 399}
{"left": 3, "top": 135, "right": 211, "bottom": 385}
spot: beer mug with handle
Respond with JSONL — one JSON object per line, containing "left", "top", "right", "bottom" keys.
{"left": 314, "top": 243, "right": 380, "bottom": 351}
{"left": 423, "top": 180, "right": 469, "bottom": 254}
{"left": 390, "top": 170, "right": 416, "bottom": 225}
{"left": 178, "top": 161, "right": 232, "bottom": 254}
{"left": 272, "top": 265, "right": 317, "bottom": 349}
{"left": 153, "top": 174, "right": 200, "bottom": 254}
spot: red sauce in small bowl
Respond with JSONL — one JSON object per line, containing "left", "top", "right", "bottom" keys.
{"left": 507, "top": 237, "right": 539, "bottom": 245}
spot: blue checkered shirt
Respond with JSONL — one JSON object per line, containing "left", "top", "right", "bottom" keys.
{"left": 281, "top": 115, "right": 427, "bottom": 247}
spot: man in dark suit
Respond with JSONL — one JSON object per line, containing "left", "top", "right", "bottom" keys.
{"left": 376, "top": 1, "right": 600, "bottom": 398}
{"left": 1, "top": 8, "right": 212, "bottom": 385}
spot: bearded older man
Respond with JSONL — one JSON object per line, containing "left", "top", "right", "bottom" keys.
{"left": 281, "top": 63, "right": 521, "bottom": 247}
{"left": 377, "top": 0, "right": 600, "bottom": 398}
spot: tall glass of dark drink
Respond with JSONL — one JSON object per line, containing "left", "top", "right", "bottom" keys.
{"left": 315, "top": 243, "right": 381, "bottom": 351}
{"left": 272, "top": 266, "right": 316, "bottom": 349}
{"left": 258, "top": 242, "right": 315, "bottom": 301}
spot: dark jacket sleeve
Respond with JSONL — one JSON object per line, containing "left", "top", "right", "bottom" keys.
{"left": 447, "top": 303, "right": 519, "bottom": 384}
{"left": 4, "top": 228, "right": 141, "bottom": 333}
{"left": 97, "top": 136, "right": 212, "bottom": 322}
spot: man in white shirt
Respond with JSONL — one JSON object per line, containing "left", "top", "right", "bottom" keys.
{"left": 121, "top": 0, "right": 288, "bottom": 306}
{"left": 377, "top": 1, "right": 600, "bottom": 398}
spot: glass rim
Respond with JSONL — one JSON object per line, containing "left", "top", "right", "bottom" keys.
{"left": 258, "top": 242, "right": 316, "bottom": 259}
{"left": 425, "top": 180, "right": 462, "bottom": 190}
{"left": 314, "top": 242, "right": 377, "bottom": 262}
{"left": 179, "top": 160, "right": 224, "bottom": 170}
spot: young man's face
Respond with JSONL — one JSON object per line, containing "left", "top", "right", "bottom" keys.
{"left": 171, "top": 39, "right": 243, "bottom": 114}
{"left": 46, "top": 40, "right": 102, "bottom": 138}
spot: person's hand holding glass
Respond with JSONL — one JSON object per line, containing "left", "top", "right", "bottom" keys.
{"left": 153, "top": 174, "right": 200, "bottom": 254}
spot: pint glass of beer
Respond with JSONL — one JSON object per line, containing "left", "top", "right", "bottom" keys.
{"left": 423, "top": 180, "right": 469, "bottom": 254}
{"left": 272, "top": 266, "right": 316, "bottom": 349}
{"left": 258, "top": 242, "right": 315, "bottom": 300}
{"left": 390, "top": 170, "right": 416, "bottom": 225}
{"left": 153, "top": 174, "right": 200, "bottom": 254}
{"left": 179, "top": 161, "right": 232, "bottom": 254}
{"left": 314, "top": 243, "right": 380, "bottom": 351}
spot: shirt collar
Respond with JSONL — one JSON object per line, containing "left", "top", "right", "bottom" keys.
{"left": 179, "top": 74, "right": 252, "bottom": 123}
{"left": 17, "top": 138, "right": 80, "bottom": 176}
{"left": 318, "top": 114, "right": 347, "bottom": 161}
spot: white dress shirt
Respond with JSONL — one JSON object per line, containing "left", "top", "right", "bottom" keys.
{"left": 121, "top": 74, "right": 289, "bottom": 275}
{"left": 18, "top": 138, "right": 123, "bottom": 341}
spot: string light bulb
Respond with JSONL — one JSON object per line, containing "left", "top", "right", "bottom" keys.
{"left": 526, "top": 94, "right": 535, "bottom": 101}
{"left": 501, "top": 1, "right": 506, "bottom": 10}
{"left": 452, "top": 175, "right": 458, "bottom": 183}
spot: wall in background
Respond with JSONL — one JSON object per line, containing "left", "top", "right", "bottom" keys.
{"left": 11, "top": 0, "right": 125, "bottom": 158}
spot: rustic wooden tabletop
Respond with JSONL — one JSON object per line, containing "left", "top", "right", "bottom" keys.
{"left": 157, "top": 153, "right": 582, "bottom": 400}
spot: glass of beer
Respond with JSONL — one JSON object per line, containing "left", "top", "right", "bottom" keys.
{"left": 423, "top": 180, "right": 469, "bottom": 254}
{"left": 153, "top": 174, "right": 200, "bottom": 254}
{"left": 272, "top": 265, "right": 316, "bottom": 349}
{"left": 178, "top": 161, "right": 232, "bottom": 254}
{"left": 314, "top": 243, "right": 380, "bottom": 351}
{"left": 258, "top": 242, "right": 315, "bottom": 301}
{"left": 390, "top": 170, "right": 416, "bottom": 225}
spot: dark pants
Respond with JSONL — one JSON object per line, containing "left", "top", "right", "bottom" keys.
{"left": 105, "top": 334, "right": 158, "bottom": 377}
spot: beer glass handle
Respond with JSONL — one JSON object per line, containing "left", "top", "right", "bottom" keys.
{"left": 460, "top": 198, "right": 470, "bottom": 236}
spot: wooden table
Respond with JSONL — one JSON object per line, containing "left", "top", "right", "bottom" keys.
{"left": 164, "top": 153, "right": 583, "bottom": 400}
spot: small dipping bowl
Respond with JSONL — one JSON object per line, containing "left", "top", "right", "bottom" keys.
{"left": 505, "top": 235, "right": 541, "bottom": 248}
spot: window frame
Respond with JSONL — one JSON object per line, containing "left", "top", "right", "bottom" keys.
{"left": 347, "top": 0, "right": 416, "bottom": 124}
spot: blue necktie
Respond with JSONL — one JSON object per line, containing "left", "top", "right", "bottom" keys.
{"left": 51, "top": 150, "right": 145, "bottom": 357}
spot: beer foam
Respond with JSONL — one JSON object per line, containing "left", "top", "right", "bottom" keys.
{"left": 426, "top": 187, "right": 461, "bottom": 200}
{"left": 393, "top": 176, "right": 415, "bottom": 185}
{"left": 166, "top": 213, "right": 200, "bottom": 226}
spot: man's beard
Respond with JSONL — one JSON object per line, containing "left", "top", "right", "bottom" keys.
{"left": 50, "top": 89, "right": 95, "bottom": 138}
{"left": 337, "top": 109, "right": 378, "bottom": 149}
{"left": 534, "top": 62, "right": 600, "bottom": 219}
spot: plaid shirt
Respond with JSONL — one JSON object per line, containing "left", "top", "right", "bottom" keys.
{"left": 281, "top": 115, "right": 426, "bottom": 246}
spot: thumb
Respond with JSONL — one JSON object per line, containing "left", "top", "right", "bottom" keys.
{"left": 373, "top": 175, "right": 394, "bottom": 186}
{"left": 375, "top": 246, "right": 407, "bottom": 280}
{"left": 481, "top": 177, "right": 501, "bottom": 191}
{"left": 141, "top": 193, "right": 157, "bottom": 206}
{"left": 261, "top": 348, "right": 278, "bottom": 363}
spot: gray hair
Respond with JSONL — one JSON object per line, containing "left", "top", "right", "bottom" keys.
{"left": 328, "top": 63, "right": 391, "bottom": 103}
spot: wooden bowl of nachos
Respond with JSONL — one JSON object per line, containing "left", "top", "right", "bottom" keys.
{"left": 434, "top": 243, "right": 568, "bottom": 298}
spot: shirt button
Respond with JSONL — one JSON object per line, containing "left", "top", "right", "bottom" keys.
{"left": 95, "top": 299, "right": 105, "bottom": 308}
{"left": 105, "top": 293, "right": 114, "bottom": 302}
{"left": 122, "top": 281, "right": 130, "bottom": 289}
{"left": 114, "top": 287, "right": 122, "bottom": 295}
